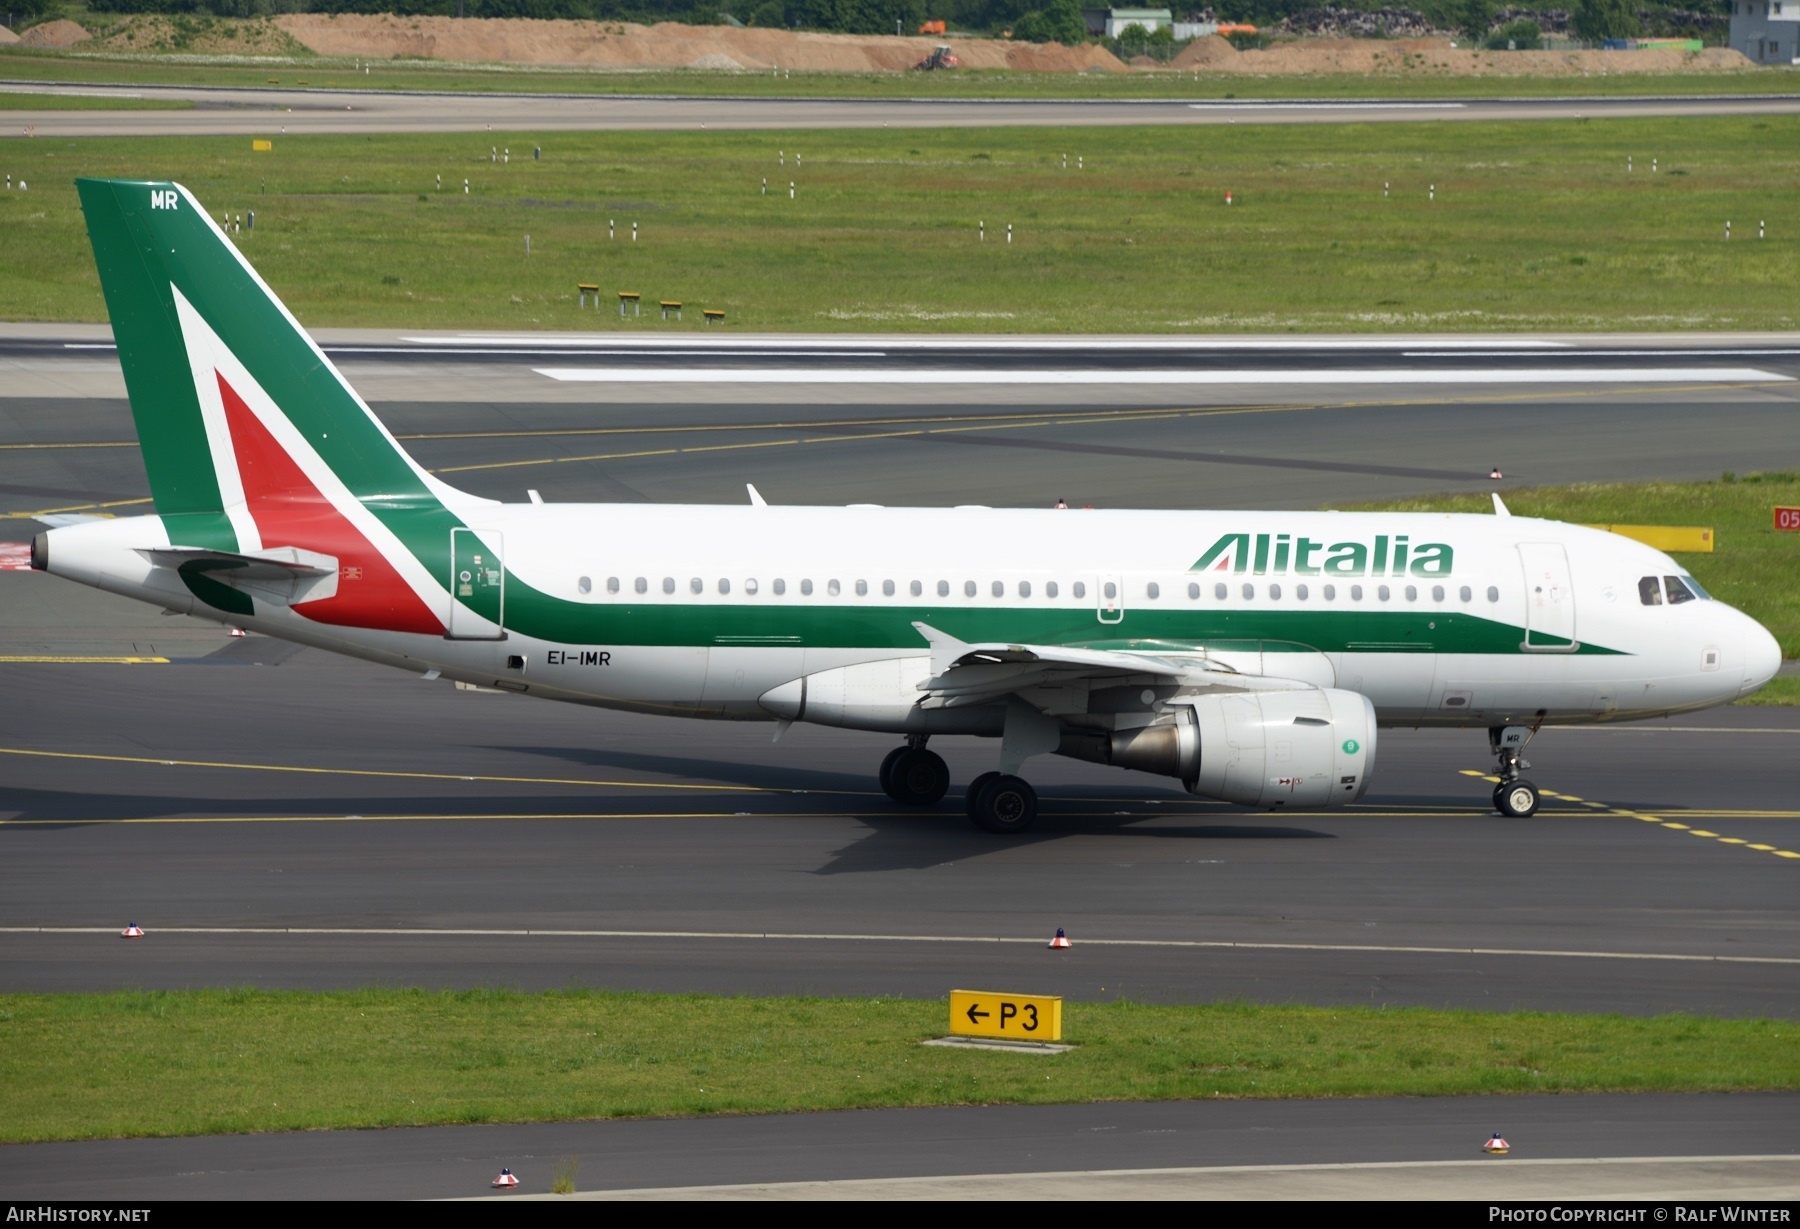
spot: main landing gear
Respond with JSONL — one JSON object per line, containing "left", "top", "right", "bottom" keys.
{"left": 877, "top": 739, "right": 1039, "bottom": 833}
{"left": 878, "top": 736, "right": 949, "bottom": 807}
{"left": 1489, "top": 725, "right": 1541, "bottom": 818}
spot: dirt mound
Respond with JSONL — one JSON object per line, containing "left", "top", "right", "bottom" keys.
{"left": 1170, "top": 34, "right": 1237, "bottom": 68}
{"left": 18, "top": 19, "right": 90, "bottom": 48}
{"left": 277, "top": 14, "right": 1128, "bottom": 74}
{"left": 1220, "top": 35, "right": 1752, "bottom": 76}
{"left": 82, "top": 15, "right": 314, "bottom": 57}
{"left": 0, "top": 25, "right": 19, "bottom": 46}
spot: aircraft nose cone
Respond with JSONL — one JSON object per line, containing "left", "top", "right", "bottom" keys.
{"left": 1739, "top": 617, "right": 1782, "bottom": 699}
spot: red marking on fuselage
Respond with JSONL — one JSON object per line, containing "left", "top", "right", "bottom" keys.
{"left": 217, "top": 371, "right": 443, "bottom": 634}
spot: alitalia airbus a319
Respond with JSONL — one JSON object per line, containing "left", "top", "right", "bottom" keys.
{"left": 30, "top": 180, "right": 1782, "bottom": 832}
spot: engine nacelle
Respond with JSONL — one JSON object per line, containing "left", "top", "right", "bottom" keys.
{"left": 1058, "top": 687, "right": 1376, "bottom": 809}
{"left": 1188, "top": 688, "right": 1376, "bottom": 808}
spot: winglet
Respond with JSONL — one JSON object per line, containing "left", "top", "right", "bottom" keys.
{"left": 911, "top": 620, "right": 968, "bottom": 676}
{"left": 1492, "top": 492, "right": 1511, "bottom": 517}
{"left": 747, "top": 483, "right": 768, "bottom": 507}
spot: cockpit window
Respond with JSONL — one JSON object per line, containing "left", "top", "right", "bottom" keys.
{"left": 1638, "top": 576, "right": 1663, "bottom": 606}
{"left": 1664, "top": 576, "right": 1697, "bottom": 605}
{"left": 1679, "top": 574, "right": 1712, "bottom": 600}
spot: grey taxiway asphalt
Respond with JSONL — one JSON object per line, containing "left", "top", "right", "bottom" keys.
{"left": 2, "top": 340, "right": 1797, "bottom": 1197}
{"left": 5, "top": 80, "right": 1800, "bottom": 137}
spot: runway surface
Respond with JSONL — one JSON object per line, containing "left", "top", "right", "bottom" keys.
{"left": 5, "top": 80, "right": 1800, "bottom": 137}
{"left": 2, "top": 340, "right": 1796, "bottom": 1197}
{"left": 2, "top": 1093, "right": 1796, "bottom": 1199}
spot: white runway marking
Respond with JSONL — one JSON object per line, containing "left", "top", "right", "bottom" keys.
{"left": 1189, "top": 102, "right": 1467, "bottom": 110}
{"left": 1407, "top": 349, "right": 1800, "bottom": 358}
{"left": 408, "top": 334, "right": 1564, "bottom": 350}
{"left": 535, "top": 366, "right": 1789, "bottom": 385}
{"left": 6, "top": 926, "right": 1797, "bottom": 965}
{"left": 337, "top": 347, "right": 888, "bottom": 358}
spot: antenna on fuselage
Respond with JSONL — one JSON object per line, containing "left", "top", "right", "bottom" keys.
{"left": 747, "top": 483, "right": 768, "bottom": 507}
{"left": 1491, "top": 492, "right": 1511, "bottom": 517}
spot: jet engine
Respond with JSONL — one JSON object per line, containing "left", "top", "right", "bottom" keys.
{"left": 1058, "top": 687, "right": 1377, "bottom": 808}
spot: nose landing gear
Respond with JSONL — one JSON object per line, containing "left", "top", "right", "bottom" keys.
{"left": 1489, "top": 725, "right": 1540, "bottom": 817}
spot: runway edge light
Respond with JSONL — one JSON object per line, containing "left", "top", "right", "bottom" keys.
{"left": 1049, "top": 927, "right": 1071, "bottom": 949}
{"left": 492, "top": 1167, "right": 520, "bottom": 1188}
{"left": 1484, "top": 1133, "right": 1511, "bottom": 1155}
{"left": 121, "top": 923, "right": 144, "bottom": 938}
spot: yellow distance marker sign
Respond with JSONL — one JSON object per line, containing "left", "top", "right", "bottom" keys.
{"left": 949, "top": 990, "right": 1062, "bottom": 1042}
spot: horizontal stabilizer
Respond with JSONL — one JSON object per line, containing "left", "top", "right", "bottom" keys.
{"left": 139, "top": 545, "right": 339, "bottom": 580}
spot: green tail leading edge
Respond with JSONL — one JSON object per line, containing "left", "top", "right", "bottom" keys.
{"left": 32, "top": 179, "right": 1782, "bottom": 832}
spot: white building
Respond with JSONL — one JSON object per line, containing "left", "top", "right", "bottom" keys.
{"left": 1729, "top": 0, "right": 1799, "bottom": 63}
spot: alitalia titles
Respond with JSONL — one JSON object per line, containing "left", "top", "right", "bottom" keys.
{"left": 1191, "top": 532, "right": 1454, "bottom": 579}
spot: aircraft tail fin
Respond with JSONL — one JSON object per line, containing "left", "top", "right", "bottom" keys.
{"left": 78, "top": 178, "right": 469, "bottom": 634}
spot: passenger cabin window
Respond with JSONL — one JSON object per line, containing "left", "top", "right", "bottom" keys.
{"left": 1378, "top": 585, "right": 1392, "bottom": 602}
{"left": 608, "top": 577, "right": 621, "bottom": 595}
{"left": 1296, "top": 583, "right": 1309, "bottom": 600}
{"left": 1268, "top": 583, "right": 1282, "bottom": 600}
{"left": 1639, "top": 576, "right": 1664, "bottom": 606}
{"left": 1351, "top": 585, "right": 1364, "bottom": 601}
{"left": 882, "top": 580, "right": 895, "bottom": 597}
{"left": 1432, "top": 585, "right": 1445, "bottom": 602}
{"left": 1046, "top": 581, "right": 1059, "bottom": 598}
{"left": 910, "top": 580, "right": 922, "bottom": 597}
{"left": 1241, "top": 583, "right": 1254, "bottom": 600}
{"left": 718, "top": 578, "right": 731, "bottom": 595}
{"left": 801, "top": 579, "right": 814, "bottom": 596}
{"left": 1459, "top": 585, "right": 1471, "bottom": 602}
{"left": 690, "top": 577, "right": 703, "bottom": 595}
{"left": 746, "top": 579, "right": 759, "bottom": 595}
{"left": 1215, "top": 583, "right": 1228, "bottom": 600}
{"left": 855, "top": 580, "right": 868, "bottom": 597}
{"left": 773, "top": 579, "right": 787, "bottom": 595}
{"left": 1487, "top": 586, "right": 1500, "bottom": 602}
{"left": 1145, "top": 581, "right": 1160, "bottom": 600}
{"left": 1664, "top": 576, "right": 1697, "bottom": 605}
{"left": 937, "top": 580, "right": 950, "bottom": 597}
{"left": 1188, "top": 582, "right": 1201, "bottom": 600}
{"left": 991, "top": 581, "right": 1004, "bottom": 598}
{"left": 964, "top": 580, "right": 977, "bottom": 598}
{"left": 635, "top": 577, "right": 648, "bottom": 594}
{"left": 1323, "top": 584, "right": 1336, "bottom": 600}
{"left": 828, "top": 579, "right": 842, "bottom": 597}
{"left": 662, "top": 577, "right": 676, "bottom": 595}
{"left": 1103, "top": 581, "right": 1118, "bottom": 600}
{"left": 578, "top": 576, "right": 592, "bottom": 595}
{"left": 1019, "top": 581, "right": 1032, "bottom": 598}
{"left": 1073, "top": 581, "right": 1087, "bottom": 599}
{"left": 1404, "top": 585, "right": 1418, "bottom": 602}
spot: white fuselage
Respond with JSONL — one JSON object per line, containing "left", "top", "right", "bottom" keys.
{"left": 40, "top": 505, "right": 1781, "bottom": 736}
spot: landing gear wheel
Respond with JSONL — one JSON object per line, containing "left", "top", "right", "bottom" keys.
{"left": 964, "top": 771, "right": 1001, "bottom": 820}
{"left": 887, "top": 748, "right": 950, "bottom": 806}
{"left": 1494, "top": 779, "right": 1541, "bottom": 818}
{"left": 971, "top": 774, "right": 1038, "bottom": 834}
{"left": 877, "top": 746, "right": 909, "bottom": 800}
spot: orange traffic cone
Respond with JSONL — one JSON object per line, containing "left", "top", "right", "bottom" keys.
{"left": 121, "top": 923, "right": 145, "bottom": 938}
{"left": 491, "top": 1167, "right": 520, "bottom": 1188}
{"left": 1048, "top": 927, "right": 1070, "bottom": 950}
{"left": 1484, "top": 1133, "right": 1510, "bottom": 1155}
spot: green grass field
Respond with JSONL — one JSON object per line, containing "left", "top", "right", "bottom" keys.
{"left": 1350, "top": 471, "right": 1800, "bottom": 659}
{"left": 0, "top": 91, "right": 189, "bottom": 110}
{"left": 6, "top": 45, "right": 1800, "bottom": 100}
{"left": 1, "top": 987, "right": 1793, "bottom": 1143}
{"left": 2, "top": 117, "right": 1797, "bottom": 332}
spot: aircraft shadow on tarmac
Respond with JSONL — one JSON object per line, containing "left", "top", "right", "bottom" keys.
{"left": 811, "top": 817, "right": 1336, "bottom": 876}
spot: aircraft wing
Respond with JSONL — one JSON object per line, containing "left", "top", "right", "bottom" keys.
{"left": 911, "top": 620, "right": 1224, "bottom": 710}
